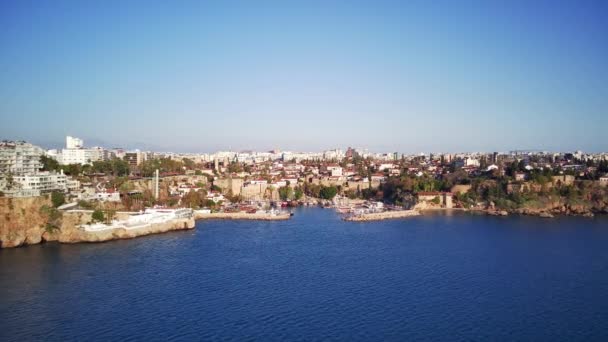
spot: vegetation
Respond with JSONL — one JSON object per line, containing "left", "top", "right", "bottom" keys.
{"left": 294, "top": 186, "right": 304, "bottom": 200}
{"left": 40, "top": 155, "right": 60, "bottom": 172}
{"left": 91, "top": 209, "right": 105, "bottom": 223}
{"left": 50, "top": 191, "right": 66, "bottom": 208}
{"left": 40, "top": 205, "right": 62, "bottom": 233}
{"left": 319, "top": 186, "right": 338, "bottom": 200}
{"left": 278, "top": 186, "right": 294, "bottom": 201}
{"left": 139, "top": 158, "right": 186, "bottom": 177}
{"left": 78, "top": 200, "right": 94, "bottom": 209}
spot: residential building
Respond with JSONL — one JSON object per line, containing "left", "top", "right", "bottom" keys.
{"left": 51, "top": 136, "right": 108, "bottom": 165}
{"left": 124, "top": 151, "right": 147, "bottom": 166}
{"left": 0, "top": 141, "right": 44, "bottom": 175}
{"left": 8, "top": 170, "right": 77, "bottom": 197}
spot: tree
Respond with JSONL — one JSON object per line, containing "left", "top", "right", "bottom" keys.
{"left": 91, "top": 209, "right": 105, "bottom": 223}
{"left": 278, "top": 186, "right": 293, "bottom": 201}
{"left": 5, "top": 172, "right": 16, "bottom": 190}
{"left": 294, "top": 186, "right": 304, "bottom": 200}
{"left": 51, "top": 191, "right": 65, "bottom": 208}
{"left": 40, "top": 155, "right": 60, "bottom": 172}
{"left": 319, "top": 186, "right": 338, "bottom": 200}
{"left": 63, "top": 164, "right": 82, "bottom": 176}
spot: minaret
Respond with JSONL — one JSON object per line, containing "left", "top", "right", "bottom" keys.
{"left": 154, "top": 169, "right": 159, "bottom": 200}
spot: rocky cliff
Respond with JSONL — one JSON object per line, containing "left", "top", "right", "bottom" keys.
{"left": 0, "top": 197, "right": 195, "bottom": 248}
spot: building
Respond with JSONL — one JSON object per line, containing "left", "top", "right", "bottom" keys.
{"left": 327, "top": 165, "right": 343, "bottom": 177}
{"left": 51, "top": 136, "right": 108, "bottom": 165}
{"left": 66, "top": 136, "right": 83, "bottom": 149}
{"left": 8, "top": 170, "right": 78, "bottom": 197}
{"left": 514, "top": 172, "right": 527, "bottom": 181}
{"left": 371, "top": 173, "right": 386, "bottom": 182}
{"left": 124, "top": 151, "right": 147, "bottom": 166}
{"left": 599, "top": 175, "right": 608, "bottom": 187}
{"left": 0, "top": 141, "right": 44, "bottom": 175}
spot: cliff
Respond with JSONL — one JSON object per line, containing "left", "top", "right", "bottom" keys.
{"left": 0, "top": 197, "right": 195, "bottom": 248}
{"left": 0, "top": 196, "right": 51, "bottom": 247}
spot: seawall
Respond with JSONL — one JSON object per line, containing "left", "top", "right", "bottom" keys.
{"left": 344, "top": 210, "right": 421, "bottom": 222}
{"left": 194, "top": 212, "right": 291, "bottom": 221}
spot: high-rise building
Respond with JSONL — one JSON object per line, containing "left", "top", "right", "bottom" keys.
{"left": 66, "top": 136, "right": 83, "bottom": 149}
{"left": 0, "top": 141, "right": 44, "bottom": 175}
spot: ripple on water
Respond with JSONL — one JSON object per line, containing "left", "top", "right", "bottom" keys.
{"left": 1, "top": 209, "right": 608, "bottom": 341}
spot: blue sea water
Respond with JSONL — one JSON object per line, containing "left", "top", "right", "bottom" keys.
{"left": 1, "top": 208, "right": 608, "bottom": 341}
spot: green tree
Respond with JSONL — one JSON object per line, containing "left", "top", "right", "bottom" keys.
{"left": 319, "top": 186, "right": 338, "bottom": 200}
{"left": 91, "top": 209, "right": 105, "bottom": 223}
{"left": 40, "top": 155, "right": 60, "bottom": 172}
{"left": 278, "top": 186, "right": 294, "bottom": 201}
{"left": 294, "top": 186, "right": 304, "bottom": 200}
{"left": 50, "top": 191, "right": 65, "bottom": 208}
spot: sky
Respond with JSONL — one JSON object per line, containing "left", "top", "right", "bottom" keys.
{"left": 0, "top": 0, "right": 606, "bottom": 153}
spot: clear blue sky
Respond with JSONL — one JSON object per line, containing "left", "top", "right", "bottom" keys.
{"left": 1, "top": 0, "right": 606, "bottom": 153}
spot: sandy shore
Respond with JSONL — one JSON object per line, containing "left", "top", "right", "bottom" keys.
{"left": 344, "top": 210, "right": 421, "bottom": 222}
{"left": 194, "top": 212, "right": 291, "bottom": 221}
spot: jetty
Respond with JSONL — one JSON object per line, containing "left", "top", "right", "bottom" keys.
{"left": 344, "top": 209, "right": 421, "bottom": 222}
{"left": 194, "top": 209, "right": 291, "bottom": 221}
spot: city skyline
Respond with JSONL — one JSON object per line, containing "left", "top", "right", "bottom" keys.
{"left": 1, "top": 1, "right": 607, "bottom": 152}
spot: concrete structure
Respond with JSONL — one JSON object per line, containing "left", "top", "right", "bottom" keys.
{"left": 154, "top": 169, "right": 159, "bottom": 200}
{"left": 8, "top": 170, "right": 79, "bottom": 197}
{"left": 66, "top": 136, "right": 83, "bottom": 149}
{"left": 52, "top": 136, "right": 108, "bottom": 165}
{"left": 0, "top": 141, "right": 44, "bottom": 175}
{"left": 417, "top": 191, "right": 453, "bottom": 208}
{"left": 124, "top": 151, "right": 147, "bottom": 166}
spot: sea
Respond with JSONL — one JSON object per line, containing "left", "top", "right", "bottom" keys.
{"left": 1, "top": 208, "right": 607, "bottom": 341}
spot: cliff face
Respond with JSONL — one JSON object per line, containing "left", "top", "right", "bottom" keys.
{"left": 1, "top": 197, "right": 195, "bottom": 248}
{"left": 0, "top": 197, "right": 51, "bottom": 248}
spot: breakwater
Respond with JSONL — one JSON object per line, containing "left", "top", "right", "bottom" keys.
{"left": 344, "top": 210, "right": 420, "bottom": 221}
{"left": 194, "top": 211, "right": 291, "bottom": 221}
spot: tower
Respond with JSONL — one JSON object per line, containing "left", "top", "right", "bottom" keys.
{"left": 154, "top": 169, "right": 159, "bottom": 200}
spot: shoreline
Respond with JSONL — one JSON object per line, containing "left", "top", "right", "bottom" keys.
{"left": 419, "top": 207, "right": 601, "bottom": 218}
{"left": 50, "top": 217, "right": 196, "bottom": 244}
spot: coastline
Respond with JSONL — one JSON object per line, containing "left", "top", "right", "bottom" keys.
{"left": 46, "top": 217, "right": 195, "bottom": 245}
{"left": 419, "top": 207, "right": 601, "bottom": 218}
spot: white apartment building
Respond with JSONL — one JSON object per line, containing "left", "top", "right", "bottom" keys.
{"left": 0, "top": 141, "right": 44, "bottom": 175}
{"left": 51, "top": 136, "right": 109, "bottom": 165}
{"left": 66, "top": 136, "right": 83, "bottom": 149}
{"left": 5, "top": 170, "right": 80, "bottom": 197}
